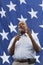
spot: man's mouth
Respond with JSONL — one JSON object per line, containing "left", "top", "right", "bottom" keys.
{"left": 19, "top": 28, "right": 24, "bottom": 31}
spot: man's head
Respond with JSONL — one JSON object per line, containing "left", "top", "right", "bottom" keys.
{"left": 18, "top": 21, "right": 27, "bottom": 35}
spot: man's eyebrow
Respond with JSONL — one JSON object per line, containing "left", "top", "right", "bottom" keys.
{"left": 18, "top": 22, "right": 26, "bottom": 26}
{"left": 18, "top": 23, "right": 22, "bottom": 25}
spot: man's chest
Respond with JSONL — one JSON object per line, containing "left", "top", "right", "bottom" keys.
{"left": 15, "top": 35, "right": 33, "bottom": 48}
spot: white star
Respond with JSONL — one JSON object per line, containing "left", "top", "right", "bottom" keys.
{"left": 31, "top": 30, "right": 38, "bottom": 39}
{"left": 0, "top": 30, "right": 9, "bottom": 40}
{"left": 41, "top": 47, "right": 43, "bottom": 50}
{"left": 19, "top": 0, "right": 26, "bottom": 4}
{"left": 28, "top": 8, "right": 38, "bottom": 19}
{"left": 8, "top": 22, "right": 17, "bottom": 33}
{"left": 39, "top": 24, "right": 43, "bottom": 28}
{"left": 17, "top": 15, "right": 27, "bottom": 22}
{"left": 0, "top": 8, "right": 6, "bottom": 18}
{"left": 0, "top": 52, "right": 10, "bottom": 64}
{"left": 34, "top": 55, "right": 40, "bottom": 63}
{"left": 39, "top": 0, "right": 43, "bottom": 11}
{"left": 31, "top": 30, "right": 41, "bottom": 47}
{"left": 6, "top": 1, "right": 16, "bottom": 11}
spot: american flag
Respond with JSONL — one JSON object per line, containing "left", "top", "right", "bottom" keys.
{"left": 0, "top": 0, "right": 43, "bottom": 65}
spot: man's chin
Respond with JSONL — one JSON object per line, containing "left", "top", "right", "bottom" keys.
{"left": 20, "top": 30, "right": 25, "bottom": 34}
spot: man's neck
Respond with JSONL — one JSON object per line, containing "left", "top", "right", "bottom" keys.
{"left": 19, "top": 32, "right": 26, "bottom": 36}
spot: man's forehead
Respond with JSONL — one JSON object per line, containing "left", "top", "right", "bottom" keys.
{"left": 18, "top": 21, "right": 26, "bottom": 25}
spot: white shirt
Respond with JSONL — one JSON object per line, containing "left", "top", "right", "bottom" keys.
{"left": 13, "top": 33, "right": 41, "bottom": 60}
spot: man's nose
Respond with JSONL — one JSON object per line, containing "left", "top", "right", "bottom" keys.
{"left": 20, "top": 24, "right": 23, "bottom": 26}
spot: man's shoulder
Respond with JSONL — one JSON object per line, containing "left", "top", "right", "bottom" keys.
{"left": 14, "top": 35, "right": 20, "bottom": 41}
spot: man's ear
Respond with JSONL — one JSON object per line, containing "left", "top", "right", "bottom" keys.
{"left": 26, "top": 27, "right": 31, "bottom": 34}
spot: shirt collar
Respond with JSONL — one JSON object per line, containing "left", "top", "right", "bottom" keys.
{"left": 19, "top": 33, "right": 27, "bottom": 37}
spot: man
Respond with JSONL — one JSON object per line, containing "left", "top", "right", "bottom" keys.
{"left": 9, "top": 21, "right": 41, "bottom": 65}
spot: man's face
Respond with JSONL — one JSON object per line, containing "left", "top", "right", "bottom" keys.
{"left": 18, "top": 22, "right": 27, "bottom": 34}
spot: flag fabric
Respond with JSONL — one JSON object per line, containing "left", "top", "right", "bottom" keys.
{"left": 0, "top": 0, "right": 43, "bottom": 65}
